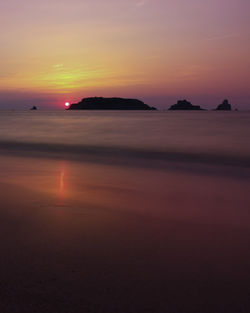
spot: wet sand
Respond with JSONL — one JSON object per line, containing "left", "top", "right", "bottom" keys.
{"left": 1, "top": 155, "right": 250, "bottom": 312}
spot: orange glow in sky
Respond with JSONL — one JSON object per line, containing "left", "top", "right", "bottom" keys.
{"left": 0, "top": 0, "right": 249, "bottom": 109}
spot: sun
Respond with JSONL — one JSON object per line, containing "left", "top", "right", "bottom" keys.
{"left": 65, "top": 102, "right": 70, "bottom": 108}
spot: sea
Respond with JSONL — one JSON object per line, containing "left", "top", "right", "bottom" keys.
{"left": 0, "top": 110, "right": 250, "bottom": 169}
{"left": 1, "top": 110, "right": 250, "bottom": 313}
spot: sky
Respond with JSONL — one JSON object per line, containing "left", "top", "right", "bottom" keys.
{"left": 0, "top": 0, "right": 249, "bottom": 109}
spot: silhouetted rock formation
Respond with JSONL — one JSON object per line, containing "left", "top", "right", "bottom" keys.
{"left": 30, "top": 106, "right": 37, "bottom": 110}
{"left": 216, "top": 99, "right": 232, "bottom": 111}
{"left": 169, "top": 100, "right": 203, "bottom": 110}
{"left": 67, "top": 97, "right": 156, "bottom": 110}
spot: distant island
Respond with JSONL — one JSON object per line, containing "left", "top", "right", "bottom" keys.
{"left": 169, "top": 100, "right": 203, "bottom": 110}
{"left": 215, "top": 99, "right": 232, "bottom": 111}
{"left": 67, "top": 97, "right": 157, "bottom": 110}
{"left": 65, "top": 97, "right": 234, "bottom": 111}
{"left": 168, "top": 99, "right": 233, "bottom": 111}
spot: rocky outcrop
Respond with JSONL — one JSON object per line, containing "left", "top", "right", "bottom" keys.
{"left": 216, "top": 99, "right": 231, "bottom": 111}
{"left": 169, "top": 100, "right": 203, "bottom": 110}
{"left": 67, "top": 97, "right": 157, "bottom": 110}
{"left": 30, "top": 106, "right": 37, "bottom": 110}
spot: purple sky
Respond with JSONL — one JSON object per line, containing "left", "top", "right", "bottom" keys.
{"left": 0, "top": 0, "right": 249, "bottom": 109}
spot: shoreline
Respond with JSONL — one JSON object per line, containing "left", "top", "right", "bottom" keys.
{"left": 1, "top": 154, "right": 250, "bottom": 312}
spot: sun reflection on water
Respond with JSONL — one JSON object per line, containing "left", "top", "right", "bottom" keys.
{"left": 58, "top": 164, "right": 68, "bottom": 201}
{"left": 60, "top": 171, "right": 65, "bottom": 191}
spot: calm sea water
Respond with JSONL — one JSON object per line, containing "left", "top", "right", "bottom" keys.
{"left": 1, "top": 110, "right": 250, "bottom": 313}
{"left": 0, "top": 110, "right": 250, "bottom": 169}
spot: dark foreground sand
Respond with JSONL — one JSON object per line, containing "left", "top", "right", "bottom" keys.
{"left": 1, "top": 155, "right": 250, "bottom": 313}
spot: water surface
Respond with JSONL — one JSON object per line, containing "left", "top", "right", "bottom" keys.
{"left": 0, "top": 110, "right": 250, "bottom": 313}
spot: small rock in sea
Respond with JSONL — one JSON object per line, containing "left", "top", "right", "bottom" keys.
{"left": 30, "top": 106, "right": 37, "bottom": 110}
{"left": 216, "top": 99, "right": 232, "bottom": 111}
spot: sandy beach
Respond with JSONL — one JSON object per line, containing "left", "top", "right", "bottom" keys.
{"left": 1, "top": 152, "right": 250, "bottom": 313}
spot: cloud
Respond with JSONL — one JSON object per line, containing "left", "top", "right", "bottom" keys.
{"left": 53, "top": 63, "right": 64, "bottom": 69}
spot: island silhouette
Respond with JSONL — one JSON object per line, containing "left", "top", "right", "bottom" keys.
{"left": 168, "top": 99, "right": 203, "bottom": 110}
{"left": 168, "top": 99, "right": 233, "bottom": 111}
{"left": 215, "top": 99, "right": 232, "bottom": 111}
{"left": 65, "top": 97, "right": 233, "bottom": 111}
{"left": 67, "top": 97, "right": 157, "bottom": 110}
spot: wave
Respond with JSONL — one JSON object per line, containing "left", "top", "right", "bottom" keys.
{"left": 0, "top": 140, "right": 250, "bottom": 172}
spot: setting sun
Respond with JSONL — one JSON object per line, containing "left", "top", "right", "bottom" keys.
{"left": 65, "top": 102, "right": 70, "bottom": 108}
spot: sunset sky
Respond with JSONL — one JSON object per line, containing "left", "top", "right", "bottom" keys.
{"left": 0, "top": 0, "right": 249, "bottom": 109}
